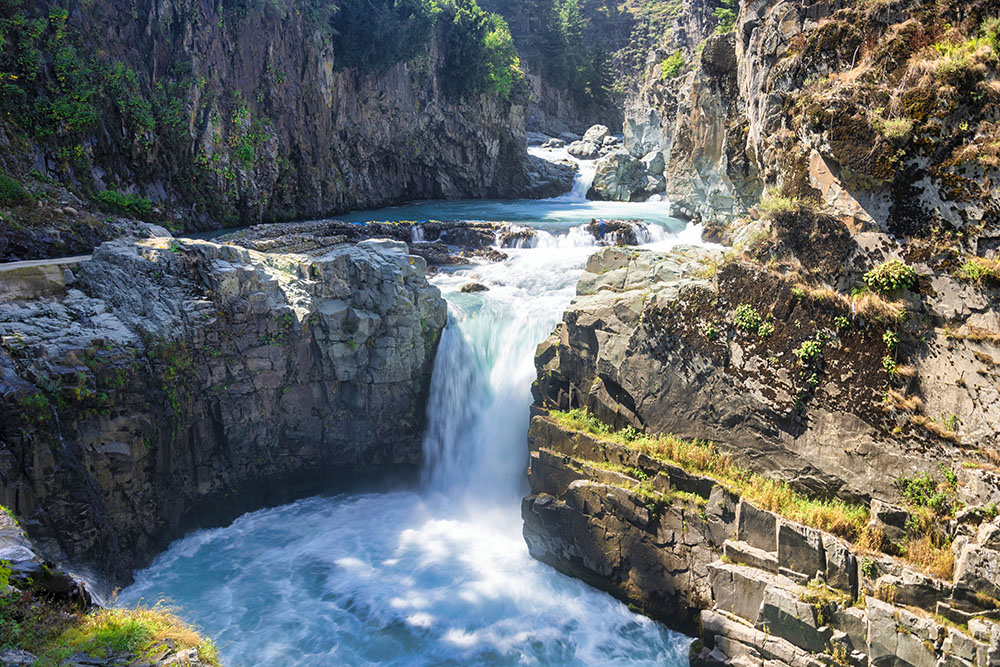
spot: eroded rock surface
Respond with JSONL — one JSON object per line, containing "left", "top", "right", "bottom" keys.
{"left": 0, "top": 235, "right": 446, "bottom": 582}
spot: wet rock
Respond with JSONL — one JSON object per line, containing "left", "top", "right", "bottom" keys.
{"left": 522, "top": 153, "right": 576, "bottom": 198}
{"left": 498, "top": 225, "right": 536, "bottom": 248}
{"left": 460, "top": 283, "right": 488, "bottom": 293}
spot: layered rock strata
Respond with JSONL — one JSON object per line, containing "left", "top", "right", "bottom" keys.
{"left": 0, "top": 235, "right": 446, "bottom": 582}
{"left": 525, "top": 243, "right": 1000, "bottom": 665}
{"left": 522, "top": 414, "right": 1000, "bottom": 666}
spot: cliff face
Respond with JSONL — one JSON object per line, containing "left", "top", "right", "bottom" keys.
{"left": 0, "top": 0, "right": 529, "bottom": 229}
{"left": 526, "top": 243, "right": 1000, "bottom": 665}
{"left": 0, "top": 235, "right": 446, "bottom": 582}
{"left": 623, "top": 0, "right": 1000, "bottom": 231}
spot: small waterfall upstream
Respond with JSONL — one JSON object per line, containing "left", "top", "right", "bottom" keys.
{"left": 121, "top": 201, "right": 695, "bottom": 665}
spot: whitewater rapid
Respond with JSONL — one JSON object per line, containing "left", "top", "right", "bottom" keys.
{"left": 120, "top": 165, "right": 698, "bottom": 665}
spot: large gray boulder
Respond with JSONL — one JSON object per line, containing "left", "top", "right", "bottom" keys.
{"left": 587, "top": 151, "right": 647, "bottom": 201}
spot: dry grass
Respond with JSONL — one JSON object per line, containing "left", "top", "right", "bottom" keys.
{"left": 900, "top": 535, "right": 955, "bottom": 580}
{"left": 850, "top": 291, "right": 907, "bottom": 323}
{"left": 910, "top": 414, "right": 960, "bottom": 442}
{"left": 549, "top": 409, "right": 870, "bottom": 540}
{"left": 944, "top": 325, "right": 1000, "bottom": 343}
{"left": 882, "top": 390, "right": 923, "bottom": 412}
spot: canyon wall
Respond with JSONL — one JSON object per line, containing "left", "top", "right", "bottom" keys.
{"left": 525, "top": 242, "right": 1000, "bottom": 665}
{"left": 0, "top": 0, "right": 530, "bottom": 230}
{"left": 0, "top": 235, "right": 446, "bottom": 583}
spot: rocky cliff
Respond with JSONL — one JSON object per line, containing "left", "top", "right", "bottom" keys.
{"left": 0, "top": 0, "right": 530, "bottom": 232}
{"left": 615, "top": 0, "right": 1000, "bottom": 231}
{"left": 525, "top": 241, "right": 1000, "bottom": 665}
{"left": 0, "top": 233, "right": 446, "bottom": 583}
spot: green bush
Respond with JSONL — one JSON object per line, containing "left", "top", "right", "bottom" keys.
{"left": 660, "top": 51, "right": 685, "bottom": 80}
{"left": 94, "top": 189, "right": 153, "bottom": 217}
{"left": 863, "top": 260, "right": 918, "bottom": 295}
{"left": 734, "top": 304, "right": 762, "bottom": 333}
{"left": 883, "top": 331, "right": 898, "bottom": 351}
{"left": 794, "top": 339, "right": 822, "bottom": 362}
{"left": 0, "top": 173, "right": 31, "bottom": 206}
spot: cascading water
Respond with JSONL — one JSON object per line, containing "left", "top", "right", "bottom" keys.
{"left": 120, "top": 198, "right": 695, "bottom": 665}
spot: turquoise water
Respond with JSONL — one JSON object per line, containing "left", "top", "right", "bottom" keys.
{"left": 121, "top": 183, "right": 696, "bottom": 665}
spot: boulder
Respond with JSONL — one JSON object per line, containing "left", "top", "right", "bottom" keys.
{"left": 588, "top": 150, "right": 667, "bottom": 201}
{"left": 567, "top": 139, "right": 602, "bottom": 159}
{"left": 588, "top": 151, "right": 648, "bottom": 201}
{"left": 582, "top": 124, "right": 611, "bottom": 144}
{"left": 522, "top": 153, "right": 576, "bottom": 198}
{"left": 460, "top": 282, "right": 488, "bottom": 293}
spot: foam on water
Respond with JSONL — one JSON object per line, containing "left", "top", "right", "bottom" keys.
{"left": 121, "top": 191, "right": 698, "bottom": 665}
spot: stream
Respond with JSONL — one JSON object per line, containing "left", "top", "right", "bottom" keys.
{"left": 120, "top": 150, "right": 698, "bottom": 666}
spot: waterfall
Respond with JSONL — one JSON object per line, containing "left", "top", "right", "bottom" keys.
{"left": 527, "top": 145, "right": 598, "bottom": 203}
{"left": 120, "top": 216, "right": 695, "bottom": 667}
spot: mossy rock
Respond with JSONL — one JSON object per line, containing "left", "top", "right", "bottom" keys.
{"left": 0, "top": 173, "right": 31, "bottom": 207}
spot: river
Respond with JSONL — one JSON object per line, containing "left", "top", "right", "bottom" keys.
{"left": 119, "top": 150, "right": 698, "bottom": 666}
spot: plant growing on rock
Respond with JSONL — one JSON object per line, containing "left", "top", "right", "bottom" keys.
{"left": 659, "top": 51, "right": 686, "bottom": 79}
{"left": 863, "top": 260, "right": 918, "bottom": 295}
{"left": 0, "top": 173, "right": 31, "bottom": 206}
{"left": 734, "top": 304, "right": 762, "bottom": 333}
{"left": 794, "top": 339, "right": 822, "bottom": 362}
{"left": 882, "top": 331, "right": 898, "bottom": 352}
{"left": 703, "top": 321, "right": 719, "bottom": 341}
{"left": 959, "top": 257, "right": 1000, "bottom": 284}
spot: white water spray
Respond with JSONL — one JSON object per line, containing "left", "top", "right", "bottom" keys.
{"left": 121, "top": 205, "right": 696, "bottom": 666}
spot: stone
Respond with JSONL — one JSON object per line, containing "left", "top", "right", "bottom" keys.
{"left": 582, "top": 124, "right": 611, "bottom": 144}
{"left": 588, "top": 151, "right": 650, "bottom": 202}
{"left": 738, "top": 500, "right": 778, "bottom": 552}
{"left": 0, "top": 648, "right": 37, "bottom": 666}
{"left": 460, "top": 283, "right": 488, "bottom": 293}
{"left": 755, "top": 586, "right": 832, "bottom": 654}
{"left": 821, "top": 534, "right": 857, "bottom": 596}
{"left": 777, "top": 521, "right": 825, "bottom": 579}
{"left": 567, "top": 139, "right": 602, "bottom": 159}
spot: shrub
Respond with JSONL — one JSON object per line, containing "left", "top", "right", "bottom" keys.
{"left": 794, "top": 339, "right": 822, "bottom": 362}
{"left": 883, "top": 331, "right": 899, "bottom": 351}
{"left": 734, "top": 304, "right": 763, "bottom": 332}
{"left": 959, "top": 257, "right": 1000, "bottom": 284}
{"left": 863, "top": 260, "right": 918, "bottom": 295}
{"left": 834, "top": 315, "right": 850, "bottom": 329}
{"left": 758, "top": 321, "right": 775, "bottom": 337}
{"left": 660, "top": 51, "right": 685, "bottom": 80}
{"left": 94, "top": 189, "right": 153, "bottom": 218}
{"left": 0, "top": 173, "right": 31, "bottom": 206}
{"left": 882, "top": 355, "right": 897, "bottom": 374}
{"left": 703, "top": 321, "right": 719, "bottom": 341}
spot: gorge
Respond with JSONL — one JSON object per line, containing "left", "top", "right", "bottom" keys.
{"left": 3, "top": 0, "right": 1000, "bottom": 665}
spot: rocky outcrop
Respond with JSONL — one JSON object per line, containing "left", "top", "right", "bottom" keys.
{"left": 525, "top": 239, "right": 1000, "bottom": 664}
{"left": 532, "top": 243, "right": 1000, "bottom": 502}
{"left": 0, "top": 234, "right": 446, "bottom": 583}
{"left": 523, "top": 414, "right": 1000, "bottom": 667}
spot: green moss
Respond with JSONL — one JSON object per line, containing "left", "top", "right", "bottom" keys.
{"left": 0, "top": 173, "right": 31, "bottom": 206}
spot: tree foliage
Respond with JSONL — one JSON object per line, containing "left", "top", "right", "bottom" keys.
{"left": 329, "top": 0, "right": 523, "bottom": 100}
